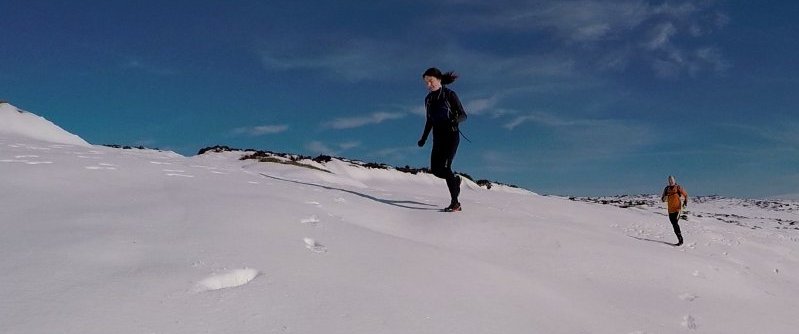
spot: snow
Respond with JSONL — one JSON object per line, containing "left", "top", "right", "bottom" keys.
{"left": 1, "top": 107, "right": 798, "bottom": 333}
{"left": 0, "top": 103, "right": 90, "bottom": 147}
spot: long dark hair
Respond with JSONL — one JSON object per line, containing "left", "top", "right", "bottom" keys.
{"left": 422, "top": 67, "right": 458, "bottom": 85}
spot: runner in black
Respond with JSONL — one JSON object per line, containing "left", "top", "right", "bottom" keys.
{"left": 418, "top": 67, "right": 467, "bottom": 212}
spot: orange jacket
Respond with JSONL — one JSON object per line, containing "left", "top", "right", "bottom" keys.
{"left": 662, "top": 184, "right": 688, "bottom": 213}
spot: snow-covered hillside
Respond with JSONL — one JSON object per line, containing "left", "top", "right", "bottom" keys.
{"left": 1, "top": 107, "right": 798, "bottom": 334}
{"left": 0, "top": 102, "right": 90, "bottom": 147}
{"left": 570, "top": 195, "right": 799, "bottom": 232}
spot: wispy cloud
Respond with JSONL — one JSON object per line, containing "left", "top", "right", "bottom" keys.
{"left": 259, "top": 30, "right": 579, "bottom": 86}
{"left": 442, "top": 0, "right": 730, "bottom": 79}
{"left": 324, "top": 112, "right": 406, "bottom": 129}
{"left": 259, "top": 36, "right": 419, "bottom": 82}
{"left": 465, "top": 96, "right": 500, "bottom": 116}
{"left": 454, "top": 0, "right": 650, "bottom": 42}
{"left": 645, "top": 22, "right": 678, "bottom": 50}
{"left": 306, "top": 140, "right": 361, "bottom": 155}
{"left": 338, "top": 141, "right": 361, "bottom": 150}
{"left": 306, "top": 141, "right": 333, "bottom": 154}
{"left": 505, "top": 111, "right": 582, "bottom": 130}
{"left": 467, "top": 96, "right": 520, "bottom": 118}
{"left": 479, "top": 150, "right": 532, "bottom": 173}
{"left": 504, "top": 110, "right": 654, "bottom": 158}
{"left": 720, "top": 122, "right": 799, "bottom": 149}
{"left": 232, "top": 125, "right": 289, "bottom": 136}
{"left": 370, "top": 146, "right": 419, "bottom": 162}
{"left": 409, "top": 105, "right": 426, "bottom": 116}
{"left": 122, "top": 58, "right": 176, "bottom": 76}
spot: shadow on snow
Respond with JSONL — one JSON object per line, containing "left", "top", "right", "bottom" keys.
{"left": 258, "top": 173, "right": 440, "bottom": 211}
{"left": 628, "top": 235, "right": 679, "bottom": 247}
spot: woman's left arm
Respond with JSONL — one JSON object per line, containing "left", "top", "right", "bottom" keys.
{"left": 447, "top": 90, "right": 467, "bottom": 124}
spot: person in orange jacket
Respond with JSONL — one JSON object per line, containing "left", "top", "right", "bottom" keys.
{"left": 661, "top": 175, "right": 689, "bottom": 246}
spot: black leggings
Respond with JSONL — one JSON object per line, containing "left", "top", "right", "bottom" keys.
{"left": 430, "top": 130, "right": 460, "bottom": 203}
{"left": 668, "top": 212, "right": 682, "bottom": 237}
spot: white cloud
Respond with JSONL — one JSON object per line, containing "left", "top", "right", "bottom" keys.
{"left": 338, "top": 141, "right": 361, "bottom": 150}
{"left": 409, "top": 105, "right": 426, "bottom": 116}
{"left": 722, "top": 122, "right": 799, "bottom": 148}
{"left": 307, "top": 141, "right": 334, "bottom": 154}
{"left": 504, "top": 111, "right": 576, "bottom": 130}
{"left": 651, "top": 2, "right": 699, "bottom": 17}
{"left": 370, "top": 146, "right": 418, "bottom": 162}
{"left": 306, "top": 140, "right": 361, "bottom": 155}
{"left": 122, "top": 58, "right": 176, "bottom": 76}
{"left": 505, "top": 115, "right": 537, "bottom": 130}
{"left": 232, "top": 125, "right": 289, "bottom": 136}
{"left": 714, "top": 12, "right": 731, "bottom": 28}
{"left": 503, "top": 110, "right": 654, "bottom": 157}
{"left": 324, "top": 112, "right": 406, "bottom": 129}
{"left": 255, "top": 0, "right": 730, "bottom": 89}
{"left": 461, "top": 0, "right": 652, "bottom": 42}
{"left": 645, "top": 23, "right": 677, "bottom": 50}
{"left": 466, "top": 96, "right": 499, "bottom": 116}
{"left": 465, "top": 95, "right": 523, "bottom": 118}
{"left": 696, "top": 47, "right": 731, "bottom": 73}
{"left": 260, "top": 37, "right": 418, "bottom": 82}
{"left": 479, "top": 150, "right": 531, "bottom": 173}
{"left": 649, "top": 45, "right": 730, "bottom": 79}
{"left": 576, "top": 23, "right": 613, "bottom": 41}
{"left": 652, "top": 58, "right": 682, "bottom": 79}
{"left": 438, "top": 0, "right": 730, "bottom": 79}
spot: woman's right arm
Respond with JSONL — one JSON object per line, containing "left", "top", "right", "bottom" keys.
{"left": 418, "top": 118, "right": 432, "bottom": 146}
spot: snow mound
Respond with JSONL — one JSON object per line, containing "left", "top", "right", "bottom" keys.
{"left": 196, "top": 268, "right": 260, "bottom": 292}
{"left": 0, "top": 102, "right": 90, "bottom": 146}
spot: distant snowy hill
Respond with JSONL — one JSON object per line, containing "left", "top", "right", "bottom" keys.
{"left": 0, "top": 102, "right": 90, "bottom": 146}
{"left": 1, "top": 106, "right": 798, "bottom": 334}
{"left": 570, "top": 195, "right": 799, "bottom": 232}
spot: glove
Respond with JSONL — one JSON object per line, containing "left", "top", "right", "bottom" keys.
{"left": 417, "top": 139, "right": 425, "bottom": 147}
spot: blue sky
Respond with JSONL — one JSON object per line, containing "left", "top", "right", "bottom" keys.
{"left": 2, "top": 0, "right": 797, "bottom": 198}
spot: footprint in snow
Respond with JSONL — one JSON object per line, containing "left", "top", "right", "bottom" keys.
{"left": 682, "top": 315, "right": 698, "bottom": 330}
{"left": 20, "top": 145, "right": 51, "bottom": 151}
{"left": 166, "top": 173, "right": 194, "bottom": 178}
{"left": 192, "top": 165, "right": 228, "bottom": 175}
{"left": 304, "top": 238, "right": 327, "bottom": 253}
{"left": 679, "top": 293, "right": 698, "bottom": 302}
{"left": 301, "top": 215, "right": 321, "bottom": 225}
{"left": 1, "top": 158, "right": 54, "bottom": 165}
{"left": 84, "top": 163, "right": 117, "bottom": 170}
{"left": 195, "top": 268, "right": 260, "bottom": 292}
{"left": 162, "top": 169, "right": 186, "bottom": 173}
{"left": 85, "top": 165, "right": 117, "bottom": 170}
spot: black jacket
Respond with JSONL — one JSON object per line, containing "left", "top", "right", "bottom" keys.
{"left": 421, "top": 87, "right": 467, "bottom": 141}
